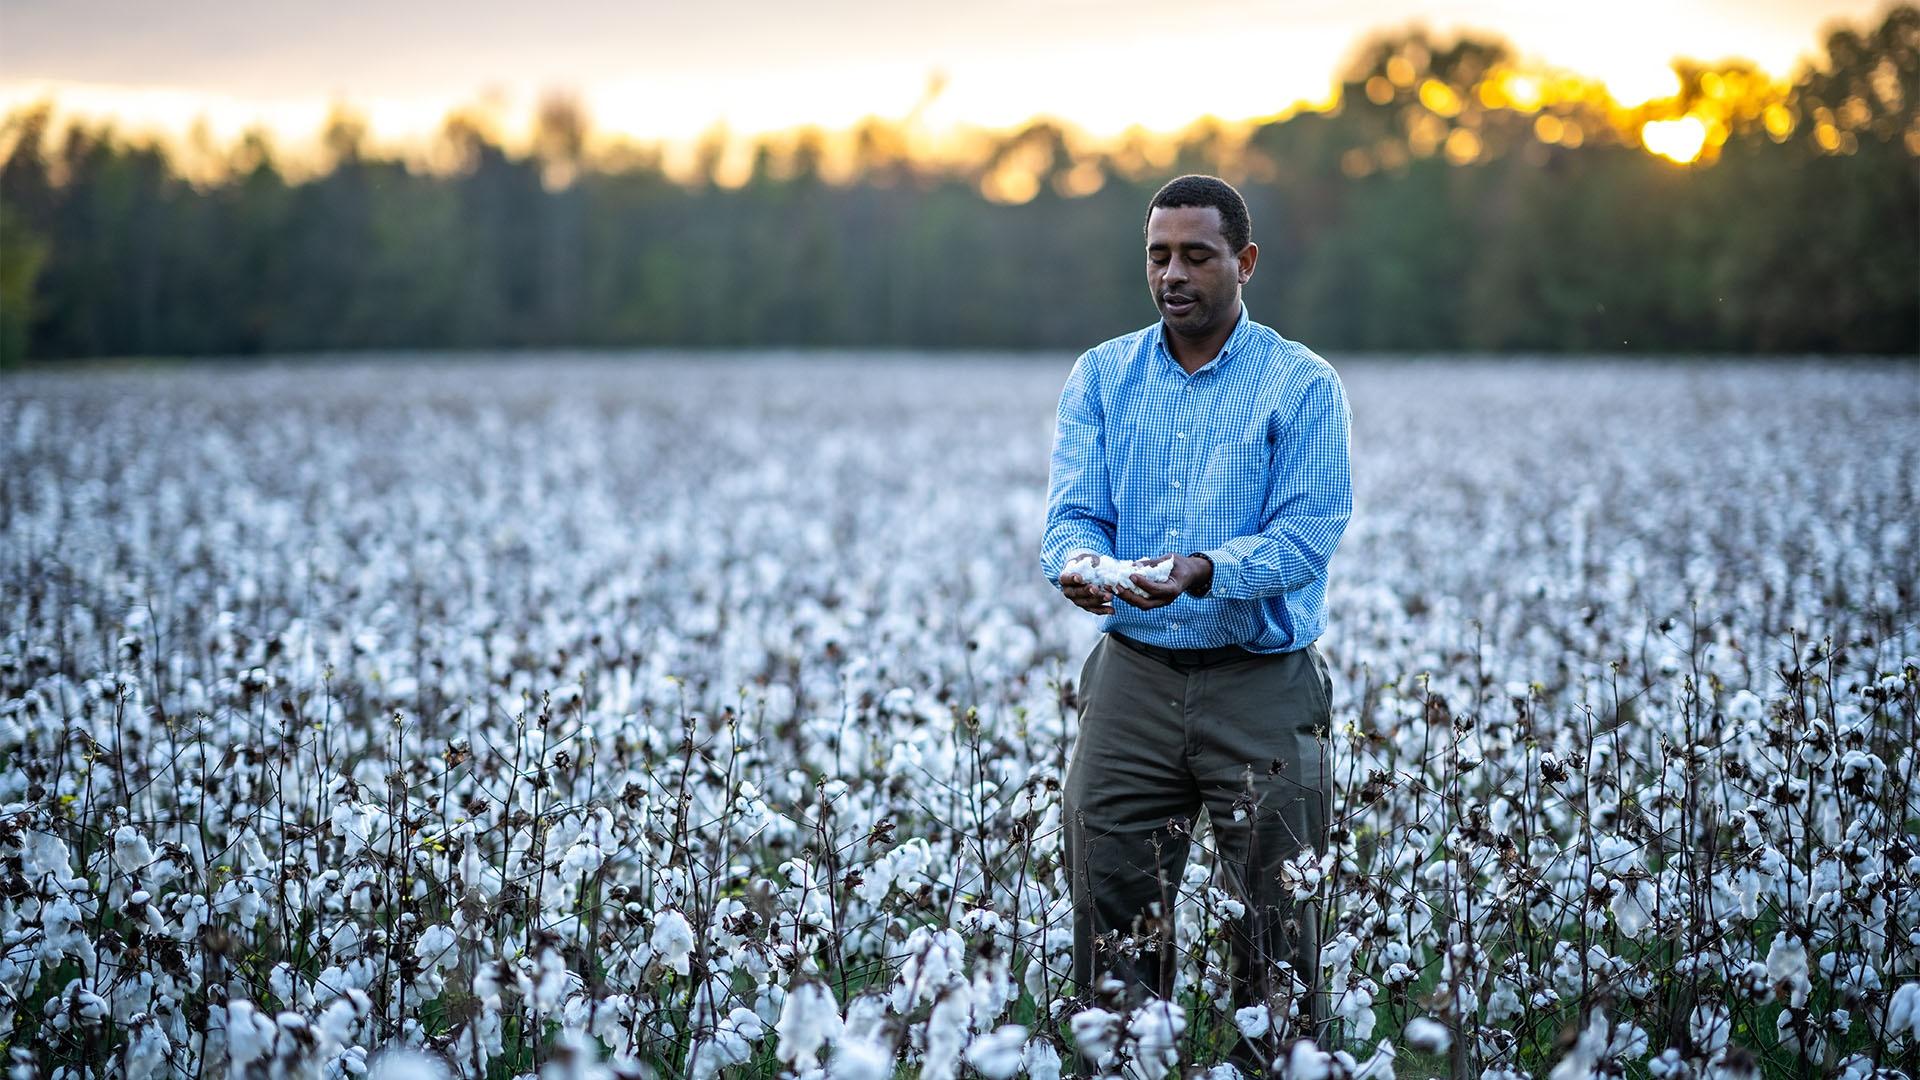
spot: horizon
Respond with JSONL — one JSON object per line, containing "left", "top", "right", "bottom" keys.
{"left": 0, "top": 0, "right": 1898, "bottom": 171}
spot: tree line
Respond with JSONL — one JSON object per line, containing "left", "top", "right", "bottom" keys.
{"left": 1, "top": 8, "right": 1914, "bottom": 365}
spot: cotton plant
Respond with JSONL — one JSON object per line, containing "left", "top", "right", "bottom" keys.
{"left": 1, "top": 358, "right": 1916, "bottom": 1076}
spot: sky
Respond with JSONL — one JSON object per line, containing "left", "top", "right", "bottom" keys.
{"left": 0, "top": 0, "right": 1896, "bottom": 150}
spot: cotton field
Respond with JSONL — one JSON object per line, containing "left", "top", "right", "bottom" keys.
{"left": 2, "top": 354, "right": 1916, "bottom": 1080}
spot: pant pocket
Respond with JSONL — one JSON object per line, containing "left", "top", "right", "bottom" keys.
{"left": 1312, "top": 646, "right": 1333, "bottom": 719}
{"left": 1067, "top": 637, "right": 1109, "bottom": 782}
{"left": 1282, "top": 641, "right": 1328, "bottom": 726}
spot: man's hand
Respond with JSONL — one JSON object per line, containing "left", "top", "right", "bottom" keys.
{"left": 1115, "top": 553, "right": 1212, "bottom": 610}
{"left": 1058, "top": 571, "right": 1116, "bottom": 616}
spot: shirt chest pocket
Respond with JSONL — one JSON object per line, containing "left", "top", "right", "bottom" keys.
{"left": 1196, "top": 437, "right": 1274, "bottom": 531}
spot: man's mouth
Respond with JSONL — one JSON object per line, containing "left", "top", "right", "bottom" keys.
{"left": 1162, "top": 294, "right": 1197, "bottom": 316}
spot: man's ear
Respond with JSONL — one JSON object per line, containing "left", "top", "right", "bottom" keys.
{"left": 1237, "top": 241, "right": 1259, "bottom": 284}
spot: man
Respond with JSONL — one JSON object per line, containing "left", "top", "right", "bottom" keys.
{"left": 1040, "top": 174, "right": 1351, "bottom": 1070}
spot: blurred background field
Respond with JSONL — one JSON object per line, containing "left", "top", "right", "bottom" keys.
{"left": 0, "top": 3, "right": 1915, "bottom": 366}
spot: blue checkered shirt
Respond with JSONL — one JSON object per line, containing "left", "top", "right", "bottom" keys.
{"left": 1041, "top": 304, "right": 1352, "bottom": 653}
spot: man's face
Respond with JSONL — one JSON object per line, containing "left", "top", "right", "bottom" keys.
{"left": 1145, "top": 205, "right": 1256, "bottom": 340}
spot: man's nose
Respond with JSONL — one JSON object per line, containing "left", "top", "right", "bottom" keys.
{"left": 1162, "top": 258, "right": 1188, "bottom": 284}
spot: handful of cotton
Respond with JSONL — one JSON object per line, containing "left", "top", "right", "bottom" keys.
{"left": 1063, "top": 553, "right": 1173, "bottom": 597}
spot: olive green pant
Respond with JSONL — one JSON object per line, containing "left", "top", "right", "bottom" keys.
{"left": 1063, "top": 633, "right": 1333, "bottom": 1038}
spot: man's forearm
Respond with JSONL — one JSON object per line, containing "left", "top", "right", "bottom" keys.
{"left": 1198, "top": 515, "right": 1347, "bottom": 600}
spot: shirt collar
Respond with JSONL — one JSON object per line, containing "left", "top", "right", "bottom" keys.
{"left": 1154, "top": 301, "right": 1252, "bottom": 377}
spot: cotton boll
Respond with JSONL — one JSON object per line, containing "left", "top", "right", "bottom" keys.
{"left": 1285, "top": 1038, "right": 1334, "bottom": 1080}
{"left": 922, "top": 985, "right": 974, "bottom": 1080}
{"left": 367, "top": 1048, "right": 449, "bottom": 1080}
{"left": 214, "top": 878, "right": 266, "bottom": 928}
{"left": 112, "top": 826, "right": 156, "bottom": 876}
{"left": 687, "top": 1033, "right": 750, "bottom": 1080}
{"left": 969, "top": 951, "right": 1015, "bottom": 1031}
{"left": 318, "top": 996, "right": 361, "bottom": 1051}
{"left": 414, "top": 925, "right": 459, "bottom": 971}
{"left": 682, "top": 1007, "right": 763, "bottom": 1080}
{"left": 71, "top": 986, "right": 109, "bottom": 1027}
{"left": 725, "top": 1006, "right": 766, "bottom": 1045}
{"left": 1646, "top": 1048, "right": 1686, "bottom": 1078}
{"left": 1063, "top": 554, "right": 1172, "bottom": 595}
{"left": 23, "top": 831, "right": 74, "bottom": 881}
{"left": 108, "top": 969, "right": 156, "bottom": 1023}
{"left": 1547, "top": 1010, "right": 1613, "bottom": 1080}
{"left": 1609, "top": 1021, "right": 1650, "bottom": 1062}
{"left": 223, "top": 1000, "right": 281, "bottom": 1073}
{"left": 1123, "top": 1001, "right": 1185, "bottom": 1080}
{"left": 1332, "top": 982, "right": 1376, "bottom": 1042}
{"left": 1281, "top": 848, "right": 1324, "bottom": 901}
{"left": 829, "top": 1035, "right": 895, "bottom": 1080}
{"left": 1068, "top": 1008, "right": 1122, "bottom": 1071}
{"left": 1688, "top": 1004, "right": 1731, "bottom": 1057}
{"left": 1831, "top": 1055, "right": 1872, "bottom": 1080}
{"left": 1205, "top": 887, "right": 1246, "bottom": 922}
{"left": 122, "top": 1017, "right": 171, "bottom": 1080}
{"left": 39, "top": 897, "right": 92, "bottom": 966}
{"left": 966, "top": 1025, "right": 1028, "bottom": 1080}
{"left": 1611, "top": 877, "right": 1656, "bottom": 938}
{"left": 649, "top": 909, "right": 695, "bottom": 976}
{"left": 560, "top": 836, "right": 604, "bottom": 879}
{"left": 1766, "top": 934, "right": 1810, "bottom": 1007}
{"left": 891, "top": 926, "right": 965, "bottom": 1012}
{"left": 1884, "top": 982, "right": 1920, "bottom": 1044}
{"left": 776, "top": 981, "right": 842, "bottom": 1067}
{"left": 1350, "top": 1039, "right": 1396, "bottom": 1080}
{"left": 1777, "top": 1008, "right": 1824, "bottom": 1059}
{"left": 1234, "top": 1004, "right": 1270, "bottom": 1039}
{"left": 531, "top": 948, "right": 575, "bottom": 1013}
{"left": 1022, "top": 945, "right": 1055, "bottom": 1002}
{"left": 1403, "top": 1017, "right": 1450, "bottom": 1054}
{"left": 540, "top": 1027, "right": 608, "bottom": 1080}
{"left": 268, "top": 963, "right": 296, "bottom": 1007}
{"left": 237, "top": 829, "right": 272, "bottom": 876}
{"left": 1023, "top": 1037, "right": 1063, "bottom": 1080}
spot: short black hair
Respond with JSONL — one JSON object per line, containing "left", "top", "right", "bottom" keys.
{"left": 1145, "top": 174, "right": 1252, "bottom": 252}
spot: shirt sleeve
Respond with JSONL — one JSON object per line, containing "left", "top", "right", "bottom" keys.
{"left": 1200, "top": 369, "right": 1352, "bottom": 600}
{"left": 1040, "top": 352, "right": 1118, "bottom": 585}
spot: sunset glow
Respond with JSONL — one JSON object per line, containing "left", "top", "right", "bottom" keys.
{"left": 0, "top": 0, "right": 1895, "bottom": 172}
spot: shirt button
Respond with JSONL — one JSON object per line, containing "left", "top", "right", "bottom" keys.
{"left": 1171, "top": 480, "right": 1181, "bottom": 488}
{"left": 1176, "top": 432, "right": 1187, "bottom": 440}
{"left": 1171, "top": 621, "right": 1182, "bottom": 629}
{"left": 1169, "top": 529, "right": 1180, "bottom": 537}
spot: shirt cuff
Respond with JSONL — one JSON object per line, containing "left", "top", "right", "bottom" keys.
{"left": 1200, "top": 547, "right": 1240, "bottom": 599}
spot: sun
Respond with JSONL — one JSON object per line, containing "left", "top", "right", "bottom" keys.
{"left": 1640, "top": 115, "right": 1709, "bottom": 164}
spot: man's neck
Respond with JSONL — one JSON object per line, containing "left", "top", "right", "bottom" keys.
{"left": 1164, "top": 323, "right": 1234, "bottom": 375}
